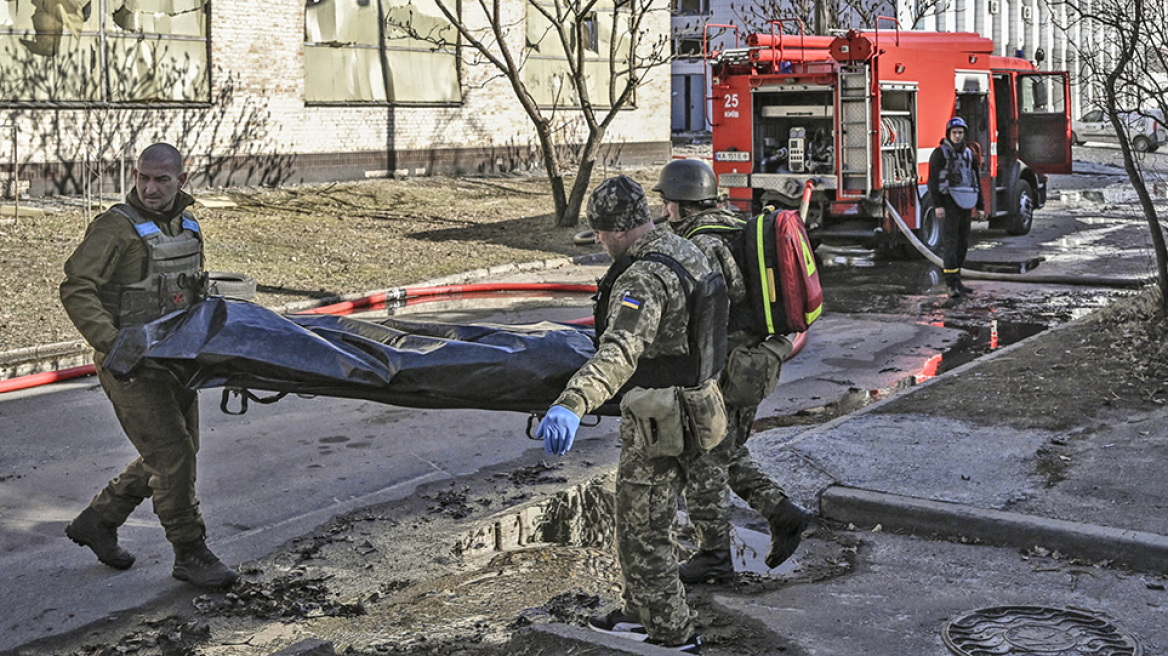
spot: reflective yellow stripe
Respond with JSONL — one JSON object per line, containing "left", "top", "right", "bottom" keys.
{"left": 943, "top": 268, "right": 960, "bottom": 273}
{"left": 755, "top": 216, "right": 774, "bottom": 334}
{"left": 805, "top": 303, "right": 823, "bottom": 325}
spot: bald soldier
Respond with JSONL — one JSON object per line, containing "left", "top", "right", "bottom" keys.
{"left": 61, "top": 143, "right": 238, "bottom": 590}
{"left": 537, "top": 175, "right": 728, "bottom": 654}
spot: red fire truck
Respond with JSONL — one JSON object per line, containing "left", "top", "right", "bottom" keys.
{"left": 705, "top": 20, "right": 1072, "bottom": 255}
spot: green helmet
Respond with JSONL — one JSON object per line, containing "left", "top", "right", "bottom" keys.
{"left": 652, "top": 158, "right": 718, "bottom": 203}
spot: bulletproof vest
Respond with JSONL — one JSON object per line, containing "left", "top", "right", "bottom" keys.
{"left": 98, "top": 203, "right": 204, "bottom": 328}
{"left": 939, "top": 141, "right": 979, "bottom": 209}
{"left": 594, "top": 252, "right": 728, "bottom": 390}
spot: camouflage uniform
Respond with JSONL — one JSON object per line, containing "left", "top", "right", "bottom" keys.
{"left": 60, "top": 189, "right": 208, "bottom": 545}
{"left": 669, "top": 208, "right": 793, "bottom": 554}
{"left": 555, "top": 226, "right": 717, "bottom": 646}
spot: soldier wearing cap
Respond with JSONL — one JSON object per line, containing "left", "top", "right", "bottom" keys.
{"left": 537, "top": 175, "right": 726, "bottom": 653}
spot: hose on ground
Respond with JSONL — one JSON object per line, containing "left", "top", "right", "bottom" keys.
{"left": 885, "top": 200, "right": 1152, "bottom": 289}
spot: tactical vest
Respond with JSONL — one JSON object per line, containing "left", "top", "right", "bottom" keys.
{"left": 594, "top": 252, "right": 728, "bottom": 390}
{"left": 939, "top": 141, "right": 980, "bottom": 209}
{"left": 98, "top": 204, "right": 203, "bottom": 328}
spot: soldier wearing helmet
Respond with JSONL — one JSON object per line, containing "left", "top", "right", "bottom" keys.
{"left": 654, "top": 158, "right": 812, "bottom": 585}
{"left": 537, "top": 174, "right": 725, "bottom": 653}
{"left": 928, "top": 116, "right": 986, "bottom": 297}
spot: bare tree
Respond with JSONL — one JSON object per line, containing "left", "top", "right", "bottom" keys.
{"left": 1062, "top": 0, "right": 1168, "bottom": 313}
{"left": 387, "top": 0, "right": 672, "bottom": 227}
{"left": 684, "top": 0, "right": 895, "bottom": 38}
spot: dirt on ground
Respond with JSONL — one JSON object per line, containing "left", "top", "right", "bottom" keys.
{"left": 6, "top": 161, "right": 1168, "bottom": 655}
{"left": 0, "top": 169, "right": 652, "bottom": 354}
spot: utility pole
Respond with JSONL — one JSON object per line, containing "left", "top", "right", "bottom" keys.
{"left": 813, "top": 0, "right": 828, "bottom": 35}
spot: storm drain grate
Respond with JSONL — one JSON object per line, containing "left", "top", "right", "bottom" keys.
{"left": 942, "top": 605, "right": 1141, "bottom": 655}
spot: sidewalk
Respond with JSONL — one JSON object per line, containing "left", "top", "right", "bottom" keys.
{"left": 511, "top": 309, "right": 1168, "bottom": 655}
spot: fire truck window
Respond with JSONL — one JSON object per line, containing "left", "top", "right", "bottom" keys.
{"left": 1018, "top": 75, "right": 1066, "bottom": 116}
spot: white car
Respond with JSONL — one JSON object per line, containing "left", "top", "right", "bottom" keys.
{"left": 1072, "top": 108, "right": 1167, "bottom": 152}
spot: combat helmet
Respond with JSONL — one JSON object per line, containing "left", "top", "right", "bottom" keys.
{"left": 652, "top": 158, "right": 718, "bottom": 205}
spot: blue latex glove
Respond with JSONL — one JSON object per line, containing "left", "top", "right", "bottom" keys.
{"left": 538, "top": 405, "right": 581, "bottom": 455}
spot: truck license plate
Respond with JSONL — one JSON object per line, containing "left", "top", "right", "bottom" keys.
{"left": 715, "top": 151, "right": 751, "bottom": 162}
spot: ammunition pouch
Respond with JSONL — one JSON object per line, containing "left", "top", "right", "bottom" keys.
{"left": 719, "top": 337, "right": 790, "bottom": 407}
{"left": 679, "top": 378, "right": 728, "bottom": 453}
{"left": 621, "top": 386, "right": 686, "bottom": 459}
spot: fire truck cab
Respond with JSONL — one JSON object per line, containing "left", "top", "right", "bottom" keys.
{"left": 706, "top": 23, "right": 1072, "bottom": 256}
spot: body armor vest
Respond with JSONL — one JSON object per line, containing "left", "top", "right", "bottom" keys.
{"left": 938, "top": 141, "right": 980, "bottom": 209}
{"left": 98, "top": 204, "right": 203, "bottom": 328}
{"left": 594, "top": 252, "right": 727, "bottom": 390}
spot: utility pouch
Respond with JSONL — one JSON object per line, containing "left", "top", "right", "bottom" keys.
{"left": 679, "top": 378, "right": 728, "bottom": 453}
{"left": 620, "top": 386, "right": 685, "bottom": 459}
{"left": 720, "top": 337, "right": 790, "bottom": 407}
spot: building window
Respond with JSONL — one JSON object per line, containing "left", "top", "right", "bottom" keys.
{"left": 0, "top": 0, "right": 211, "bottom": 104}
{"left": 305, "top": 0, "right": 461, "bottom": 105}
{"left": 674, "top": 35, "right": 702, "bottom": 59}
{"left": 674, "top": 0, "right": 708, "bottom": 16}
{"left": 524, "top": 0, "right": 632, "bottom": 108}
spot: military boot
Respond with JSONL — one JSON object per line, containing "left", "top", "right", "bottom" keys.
{"left": 678, "top": 548, "right": 734, "bottom": 584}
{"left": 65, "top": 507, "right": 135, "bottom": 570}
{"left": 766, "top": 498, "right": 814, "bottom": 569}
{"left": 172, "top": 539, "right": 239, "bottom": 590}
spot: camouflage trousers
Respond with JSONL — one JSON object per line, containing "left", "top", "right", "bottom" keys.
{"left": 683, "top": 403, "right": 790, "bottom": 552}
{"left": 90, "top": 363, "right": 206, "bottom": 545}
{"left": 616, "top": 411, "right": 698, "bottom": 646}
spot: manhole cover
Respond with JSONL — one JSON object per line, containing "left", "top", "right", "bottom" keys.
{"left": 942, "top": 605, "right": 1141, "bottom": 655}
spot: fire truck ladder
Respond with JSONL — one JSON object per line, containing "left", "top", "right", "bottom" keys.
{"left": 838, "top": 66, "right": 872, "bottom": 196}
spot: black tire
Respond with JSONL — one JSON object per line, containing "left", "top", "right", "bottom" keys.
{"left": 207, "top": 271, "right": 257, "bottom": 300}
{"left": 1133, "top": 135, "right": 1152, "bottom": 153}
{"left": 915, "top": 198, "right": 943, "bottom": 256}
{"left": 1006, "top": 179, "right": 1035, "bottom": 236}
{"left": 1071, "top": 131, "right": 1081, "bottom": 146}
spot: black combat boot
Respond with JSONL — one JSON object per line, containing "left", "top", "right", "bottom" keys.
{"left": 678, "top": 548, "right": 735, "bottom": 584}
{"left": 766, "top": 498, "right": 814, "bottom": 569}
{"left": 66, "top": 507, "right": 136, "bottom": 570}
{"left": 172, "top": 539, "right": 239, "bottom": 590}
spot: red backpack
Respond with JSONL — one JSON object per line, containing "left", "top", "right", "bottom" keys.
{"left": 687, "top": 208, "right": 823, "bottom": 335}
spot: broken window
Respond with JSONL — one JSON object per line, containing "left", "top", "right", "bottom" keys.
{"left": 524, "top": 0, "right": 631, "bottom": 109}
{"left": 305, "top": 0, "right": 460, "bottom": 104}
{"left": 0, "top": 0, "right": 210, "bottom": 103}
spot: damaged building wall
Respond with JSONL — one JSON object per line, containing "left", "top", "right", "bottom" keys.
{"left": 0, "top": 0, "right": 671, "bottom": 196}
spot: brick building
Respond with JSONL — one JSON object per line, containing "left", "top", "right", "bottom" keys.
{"left": 0, "top": 0, "right": 671, "bottom": 197}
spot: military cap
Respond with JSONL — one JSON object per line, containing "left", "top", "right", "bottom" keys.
{"left": 587, "top": 175, "right": 652, "bottom": 232}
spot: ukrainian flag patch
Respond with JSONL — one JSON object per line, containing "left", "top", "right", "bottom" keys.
{"left": 620, "top": 294, "right": 641, "bottom": 310}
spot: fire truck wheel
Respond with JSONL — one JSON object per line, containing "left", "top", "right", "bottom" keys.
{"left": 1006, "top": 180, "right": 1036, "bottom": 236}
{"left": 916, "top": 199, "right": 943, "bottom": 256}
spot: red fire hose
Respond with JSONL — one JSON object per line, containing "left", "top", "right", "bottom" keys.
{"left": 0, "top": 281, "right": 808, "bottom": 394}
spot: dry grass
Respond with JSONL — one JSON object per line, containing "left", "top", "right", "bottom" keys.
{"left": 0, "top": 170, "right": 660, "bottom": 355}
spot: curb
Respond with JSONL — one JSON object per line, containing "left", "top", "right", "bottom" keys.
{"left": 0, "top": 252, "right": 608, "bottom": 382}
{"left": 820, "top": 485, "right": 1168, "bottom": 573}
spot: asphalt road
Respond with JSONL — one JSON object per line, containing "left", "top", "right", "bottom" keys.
{"left": 0, "top": 147, "right": 1161, "bottom": 653}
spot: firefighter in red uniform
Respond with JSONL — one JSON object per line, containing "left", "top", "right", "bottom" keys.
{"left": 927, "top": 116, "right": 985, "bottom": 297}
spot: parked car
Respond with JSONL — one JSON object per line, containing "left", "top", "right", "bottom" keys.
{"left": 1072, "top": 108, "right": 1167, "bottom": 152}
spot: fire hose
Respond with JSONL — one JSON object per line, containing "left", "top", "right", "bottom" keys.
{"left": 0, "top": 280, "right": 808, "bottom": 397}
{"left": 885, "top": 200, "right": 1153, "bottom": 288}
{"left": 0, "top": 282, "right": 597, "bottom": 395}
